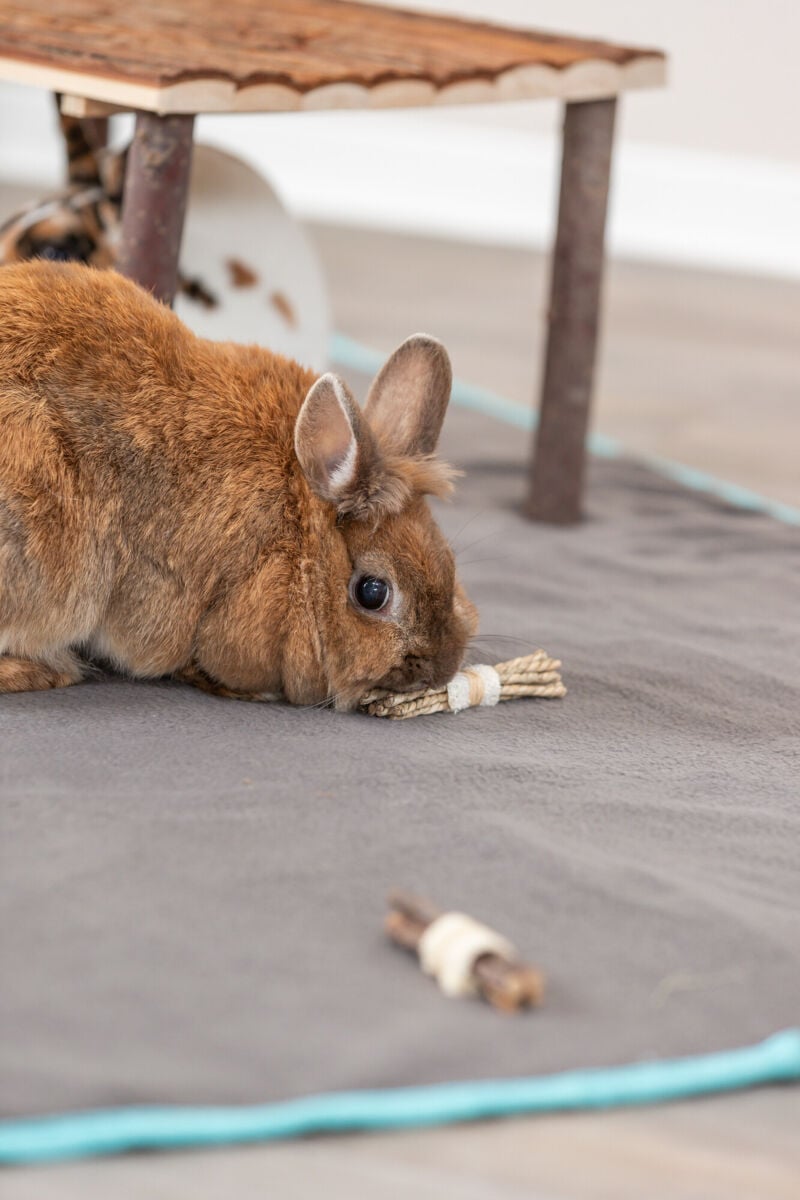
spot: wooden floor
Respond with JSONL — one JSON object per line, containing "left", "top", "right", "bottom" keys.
{"left": 311, "top": 224, "right": 800, "bottom": 508}
{"left": 3, "top": 221, "right": 799, "bottom": 1196}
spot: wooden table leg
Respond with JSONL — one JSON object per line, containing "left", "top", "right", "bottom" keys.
{"left": 118, "top": 111, "right": 195, "bottom": 306}
{"left": 525, "top": 97, "right": 617, "bottom": 524}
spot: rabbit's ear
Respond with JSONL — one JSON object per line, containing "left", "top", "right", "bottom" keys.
{"left": 295, "top": 373, "right": 366, "bottom": 504}
{"left": 365, "top": 334, "right": 452, "bottom": 456}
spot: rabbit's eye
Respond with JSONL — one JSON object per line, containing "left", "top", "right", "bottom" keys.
{"left": 354, "top": 575, "right": 390, "bottom": 612}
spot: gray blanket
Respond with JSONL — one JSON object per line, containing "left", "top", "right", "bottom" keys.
{"left": 1, "top": 395, "right": 798, "bottom": 1119}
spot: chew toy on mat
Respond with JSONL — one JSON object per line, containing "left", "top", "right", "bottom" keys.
{"left": 360, "top": 650, "right": 565, "bottom": 719}
{"left": 386, "top": 891, "right": 545, "bottom": 1013}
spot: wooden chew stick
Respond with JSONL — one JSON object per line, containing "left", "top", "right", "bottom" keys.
{"left": 386, "top": 890, "right": 545, "bottom": 1013}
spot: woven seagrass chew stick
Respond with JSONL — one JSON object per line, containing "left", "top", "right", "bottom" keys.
{"left": 360, "top": 651, "right": 565, "bottom": 718}
{"left": 386, "top": 890, "right": 545, "bottom": 1013}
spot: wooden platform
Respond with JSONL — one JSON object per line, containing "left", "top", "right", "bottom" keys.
{"left": 0, "top": 0, "right": 666, "bottom": 116}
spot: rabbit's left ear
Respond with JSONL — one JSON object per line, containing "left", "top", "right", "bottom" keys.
{"left": 365, "top": 334, "right": 452, "bottom": 456}
{"left": 296, "top": 368, "right": 452, "bottom": 522}
{"left": 294, "top": 373, "right": 365, "bottom": 504}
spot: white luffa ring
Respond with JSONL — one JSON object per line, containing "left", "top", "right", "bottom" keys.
{"left": 418, "top": 911, "right": 517, "bottom": 997}
{"left": 446, "top": 664, "right": 502, "bottom": 714}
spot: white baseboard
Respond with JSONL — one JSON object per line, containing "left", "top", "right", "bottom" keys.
{"left": 1, "top": 83, "right": 798, "bottom": 280}
{"left": 198, "top": 111, "right": 800, "bottom": 281}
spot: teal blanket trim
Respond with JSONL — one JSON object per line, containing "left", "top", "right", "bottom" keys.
{"left": 2, "top": 1030, "right": 798, "bottom": 1164}
{"left": 331, "top": 333, "right": 800, "bottom": 528}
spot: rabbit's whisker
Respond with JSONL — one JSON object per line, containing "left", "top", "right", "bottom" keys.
{"left": 468, "top": 633, "right": 552, "bottom": 656}
{"left": 458, "top": 554, "right": 513, "bottom": 568}
{"left": 455, "top": 526, "right": 507, "bottom": 559}
{"left": 304, "top": 695, "right": 337, "bottom": 711}
{"left": 449, "top": 507, "right": 490, "bottom": 551}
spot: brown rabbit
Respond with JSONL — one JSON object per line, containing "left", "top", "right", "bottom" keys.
{"left": 0, "top": 261, "right": 477, "bottom": 709}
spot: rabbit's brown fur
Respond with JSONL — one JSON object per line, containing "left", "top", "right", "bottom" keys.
{"left": 0, "top": 261, "right": 477, "bottom": 708}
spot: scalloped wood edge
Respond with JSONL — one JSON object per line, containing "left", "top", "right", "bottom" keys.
{"left": 6, "top": 53, "right": 669, "bottom": 119}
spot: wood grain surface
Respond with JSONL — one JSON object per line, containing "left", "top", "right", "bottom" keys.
{"left": 0, "top": 0, "right": 666, "bottom": 114}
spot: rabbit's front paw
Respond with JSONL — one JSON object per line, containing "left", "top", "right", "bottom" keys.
{"left": 0, "top": 650, "right": 86, "bottom": 693}
{"left": 176, "top": 663, "right": 281, "bottom": 703}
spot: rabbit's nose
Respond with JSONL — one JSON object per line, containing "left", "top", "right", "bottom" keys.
{"left": 403, "top": 654, "right": 433, "bottom": 688}
{"left": 426, "top": 645, "right": 465, "bottom": 690}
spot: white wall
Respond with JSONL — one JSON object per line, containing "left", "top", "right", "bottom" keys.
{"left": 368, "top": 0, "right": 800, "bottom": 164}
{"left": 1, "top": 2, "right": 799, "bottom": 278}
